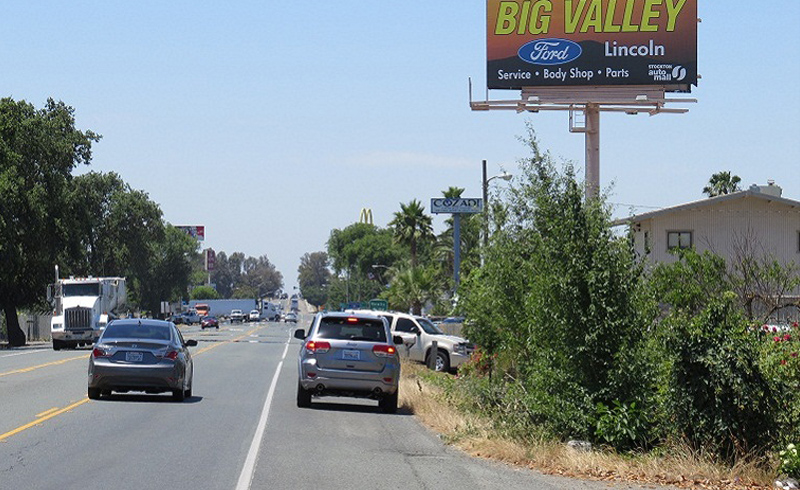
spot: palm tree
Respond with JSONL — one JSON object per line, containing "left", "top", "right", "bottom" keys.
{"left": 385, "top": 266, "right": 440, "bottom": 315}
{"left": 389, "top": 199, "right": 434, "bottom": 268}
{"left": 703, "top": 171, "right": 742, "bottom": 197}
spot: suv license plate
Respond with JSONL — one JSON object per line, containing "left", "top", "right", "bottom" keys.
{"left": 342, "top": 350, "right": 360, "bottom": 361}
{"left": 125, "top": 352, "right": 144, "bottom": 362}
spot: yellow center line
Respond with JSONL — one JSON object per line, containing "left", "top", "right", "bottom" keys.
{"left": 35, "top": 407, "right": 59, "bottom": 418}
{"left": 0, "top": 354, "right": 88, "bottom": 378}
{"left": 0, "top": 399, "right": 90, "bottom": 443}
{"left": 194, "top": 325, "right": 266, "bottom": 356}
{"left": 0, "top": 324, "right": 269, "bottom": 443}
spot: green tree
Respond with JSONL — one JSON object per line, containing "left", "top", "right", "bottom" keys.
{"left": 0, "top": 98, "right": 99, "bottom": 346}
{"left": 140, "top": 225, "right": 197, "bottom": 311}
{"left": 191, "top": 285, "right": 220, "bottom": 300}
{"left": 460, "top": 126, "right": 654, "bottom": 439}
{"left": 64, "top": 171, "right": 127, "bottom": 275}
{"left": 389, "top": 199, "right": 434, "bottom": 268}
{"left": 298, "top": 252, "right": 331, "bottom": 307}
{"left": 240, "top": 255, "right": 283, "bottom": 299}
{"left": 328, "top": 223, "right": 400, "bottom": 277}
{"left": 62, "top": 172, "right": 198, "bottom": 314}
{"left": 702, "top": 171, "right": 741, "bottom": 197}
{"left": 327, "top": 223, "right": 401, "bottom": 305}
{"left": 210, "top": 251, "right": 245, "bottom": 299}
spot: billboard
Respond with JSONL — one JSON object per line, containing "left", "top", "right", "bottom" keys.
{"left": 175, "top": 225, "right": 205, "bottom": 241}
{"left": 487, "top": 0, "right": 697, "bottom": 90}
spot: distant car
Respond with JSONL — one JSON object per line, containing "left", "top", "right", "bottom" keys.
{"left": 284, "top": 312, "right": 298, "bottom": 323}
{"left": 249, "top": 309, "right": 261, "bottom": 322}
{"left": 179, "top": 310, "right": 202, "bottom": 325}
{"left": 201, "top": 316, "right": 219, "bottom": 329}
{"left": 168, "top": 314, "right": 185, "bottom": 325}
{"left": 88, "top": 319, "right": 197, "bottom": 402}
{"left": 230, "top": 309, "right": 244, "bottom": 323}
{"left": 294, "top": 312, "right": 402, "bottom": 413}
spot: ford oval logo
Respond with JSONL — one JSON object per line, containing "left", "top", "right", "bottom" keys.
{"left": 518, "top": 38, "right": 582, "bottom": 65}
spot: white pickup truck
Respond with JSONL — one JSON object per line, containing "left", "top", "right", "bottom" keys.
{"left": 347, "top": 309, "right": 474, "bottom": 373}
{"left": 230, "top": 309, "right": 244, "bottom": 323}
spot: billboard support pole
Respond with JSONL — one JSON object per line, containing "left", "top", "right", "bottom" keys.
{"left": 471, "top": 86, "right": 695, "bottom": 202}
{"left": 585, "top": 104, "right": 600, "bottom": 200}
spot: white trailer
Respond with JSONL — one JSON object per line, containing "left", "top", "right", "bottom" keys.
{"left": 48, "top": 271, "right": 127, "bottom": 350}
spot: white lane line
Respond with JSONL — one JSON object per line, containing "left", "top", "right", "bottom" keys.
{"left": 235, "top": 334, "right": 292, "bottom": 490}
{"left": 0, "top": 349, "right": 50, "bottom": 358}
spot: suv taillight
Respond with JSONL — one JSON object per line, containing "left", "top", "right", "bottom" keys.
{"left": 372, "top": 344, "right": 396, "bottom": 358}
{"left": 305, "top": 340, "right": 330, "bottom": 354}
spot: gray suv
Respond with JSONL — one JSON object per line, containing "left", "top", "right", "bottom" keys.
{"left": 294, "top": 312, "right": 402, "bottom": 413}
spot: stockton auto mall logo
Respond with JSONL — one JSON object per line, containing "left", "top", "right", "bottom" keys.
{"left": 649, "top": 64, "right": 687, "bottom": 82}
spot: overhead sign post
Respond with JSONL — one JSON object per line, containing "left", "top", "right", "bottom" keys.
{"left": 474, "top": 0, "right": 698, "bottom": 200}
{"left": 431, "top": 198, "right": 484, "bottom": 295}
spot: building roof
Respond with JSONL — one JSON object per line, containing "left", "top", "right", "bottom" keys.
{"left": 611, "top": 189, "right": 800, "bottom": 227}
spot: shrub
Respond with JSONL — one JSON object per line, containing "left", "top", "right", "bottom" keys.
{"left": 664, "top": 292, "right": 779, "bottom": 461}
{"left": 594, "top": 399, "right": 652, "bottom": 451}
{"left": 758, "top": 322, "right": 800, "bottom": 446}
{"left": 778, "top": 443, "right": 800, "bottom": 478}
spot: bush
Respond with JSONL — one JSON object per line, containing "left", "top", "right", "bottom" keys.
{"left": 664, "top": 292, "right": 779, "bottom": 461}
{"left": 594, "top": 399, "right": 652, "bottom": 451}
{"left": 758, "top": 322, "right": 800, "bottom": 446}
{"left": 779, "top": 443, "right": 800, "bottom": 478}
{"left": 459, "top": 127, "right": 658, "bottom": 442}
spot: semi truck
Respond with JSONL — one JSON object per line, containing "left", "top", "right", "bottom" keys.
{"left": 48, "top": 269, "right": 127, "bottom": 350}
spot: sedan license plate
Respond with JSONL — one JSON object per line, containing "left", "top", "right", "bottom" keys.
{"left": 125, "top": 352, "right": 144, "bottom": 362}
{"left": 342, "top": 350, "right": 360, "bottom": 361}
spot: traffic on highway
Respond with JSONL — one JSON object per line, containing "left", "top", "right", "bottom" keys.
{"left": 0, "top": 305, "right": 634, "bottom": 490}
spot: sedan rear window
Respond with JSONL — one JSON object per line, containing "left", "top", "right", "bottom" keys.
{"left": 103, "top": 322, "right": 171, "bottom": 340}
{"left": 317, "top": 318, "right": 387, "bottom": 342}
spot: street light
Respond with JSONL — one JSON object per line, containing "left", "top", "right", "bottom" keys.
{"left": 482, "top": 159, "right": 513, "bottom": 248}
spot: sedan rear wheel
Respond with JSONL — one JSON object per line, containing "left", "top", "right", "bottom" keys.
{"left": 172, "top": 388, "right": 186, "bottom": 402}
{"left": 296, "top": 381, "right": 312, "bottom": 408}
{"left": 88, "top": 387, "right": 101, "bottom": 400}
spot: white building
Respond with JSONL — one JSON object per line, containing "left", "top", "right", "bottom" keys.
{"left": 613, "top": 182, "right": 800, "bottom": 321}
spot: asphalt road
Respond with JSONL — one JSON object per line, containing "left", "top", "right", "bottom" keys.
{"left": 1, "top": 315, "right": 661, "bottom": 490}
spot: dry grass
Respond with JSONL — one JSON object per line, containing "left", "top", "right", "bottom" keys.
{"left": 399, "top": 361, "right": 775, "bottom": 490}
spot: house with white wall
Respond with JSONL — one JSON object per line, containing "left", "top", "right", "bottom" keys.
{"left": 612, "top": 182, "right": 800, "bottom": 321}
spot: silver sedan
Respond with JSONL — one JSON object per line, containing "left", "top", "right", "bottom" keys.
{"left": 88, "top": 319, "right": 197, "bottom": 402}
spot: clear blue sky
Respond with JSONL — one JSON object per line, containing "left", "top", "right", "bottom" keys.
{"left": 2, "top": 2, "right": 798, "bottom": 290}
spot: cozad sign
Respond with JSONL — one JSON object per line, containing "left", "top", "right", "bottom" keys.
{"left": 487, "top": 0, "right": 697, "bottom": 90}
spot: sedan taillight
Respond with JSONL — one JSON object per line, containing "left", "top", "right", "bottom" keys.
{"left": 163, "top": 350, "right": 179, "bottom": 360}
{"left": 305, "top": 340, "right": 330, "bottom": 354}
{"left": 92, "top": 347, "right": 110, "bottom": 358}
{"left": 372, "top": 344, "right": 396, "bottom": 358}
